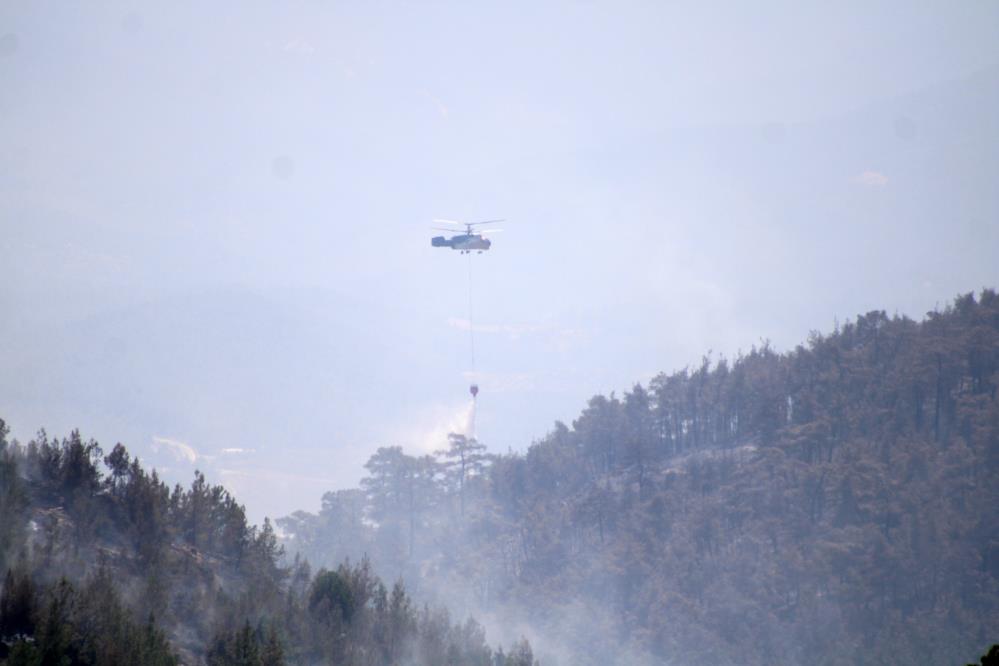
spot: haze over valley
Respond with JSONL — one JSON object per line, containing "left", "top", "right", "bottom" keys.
{"left": 1, "top": 2, "right": 998, "bottom": 664}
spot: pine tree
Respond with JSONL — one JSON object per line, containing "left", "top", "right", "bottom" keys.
{"left": 438, "top": 433, "right": 488, "bottom": 517}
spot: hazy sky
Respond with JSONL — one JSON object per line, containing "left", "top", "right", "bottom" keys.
{"left": 2, "top": 1, "right": 998, "bottom": 522}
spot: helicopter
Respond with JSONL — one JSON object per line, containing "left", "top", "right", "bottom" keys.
{"left": 431, "top": 219, "right": 503, "bottom": 254}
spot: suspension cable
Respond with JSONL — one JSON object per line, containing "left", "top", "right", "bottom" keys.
{"left": 467, "top": 253, "right": 477, "bottom": 438}
{"left": 467, "top": 253, "right": 475, "bottom": 373}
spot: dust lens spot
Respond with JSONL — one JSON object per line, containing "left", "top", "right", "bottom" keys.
{"left": 271, "top": 156, "right": 296, "bottom": 180}
{"left": 0, "top": 33, "right": 18, "bottom": 58}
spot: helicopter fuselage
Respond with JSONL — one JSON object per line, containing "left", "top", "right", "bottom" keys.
{"left": 431, "top": 233, "right": 491, "bottom": 252}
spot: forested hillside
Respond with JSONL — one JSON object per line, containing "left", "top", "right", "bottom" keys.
{"left": 3, "top": 291, "right": 997, "bottom": 665}
{"left": 281, "top": 290, "right": 999, "bottom": 665}
{"left": 0, "top": 426, "right": 538, "bottom": 665}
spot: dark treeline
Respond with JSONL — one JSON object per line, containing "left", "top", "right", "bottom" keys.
{"left": 0, "top": 568, "right": 177, "bottom": 666}
{"left": 281, "top": 290, "right": 999, "bottom": 665}
{"left": 0, "top": 423, "right": 538, "bottom": 665}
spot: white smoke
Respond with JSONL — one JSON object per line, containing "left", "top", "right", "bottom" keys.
{"left": 151, "top": 436, "right": 198, "bottom": 464}
{"left": 386, "top": 400, "right": 476, "bottom": 456}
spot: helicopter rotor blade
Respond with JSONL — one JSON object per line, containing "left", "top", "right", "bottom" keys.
{"left": 431, "top": 227, "right": 463, "bottom": 232}
{"left": 432, "top": 218, "right": 465, "bottom": 226}
{"left": 466, "top": 219, "right": 505, "bottom": 226}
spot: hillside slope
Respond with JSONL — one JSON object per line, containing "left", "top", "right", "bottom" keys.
{"left": 0, "top": 426, "right": 539, "bottom": 665}
{"left": 282, "top": 290, "right": 999, "bottom": 665}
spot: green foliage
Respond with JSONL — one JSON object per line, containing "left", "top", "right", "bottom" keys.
{"left": 501, "top": 638, "right": 538, "bottom": 666}
{"left": 0, "top": 420, "right": 27, "bottom": 573}
{"left": 0, "top": 423, "right": 528, "bottom": 665}
{"left": 967, "top": 644, "right": 999, "bottom": 666}
{"left": 0, "top": 571, "right": 177, "bottom": 665}
{"left": 207, "top": 621, "right": 284, "bottom": 666}
{"left": 0, "top": 569, "right": 36, "bottom": 640}
{"left": 13, "top": 287, "right": 996, "bottom": 664}
{"left": 308, "top": 569, "right": 356, "bottom": 625}
{"left": 284, "top": 289, "right": 999, "bottom": 665}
